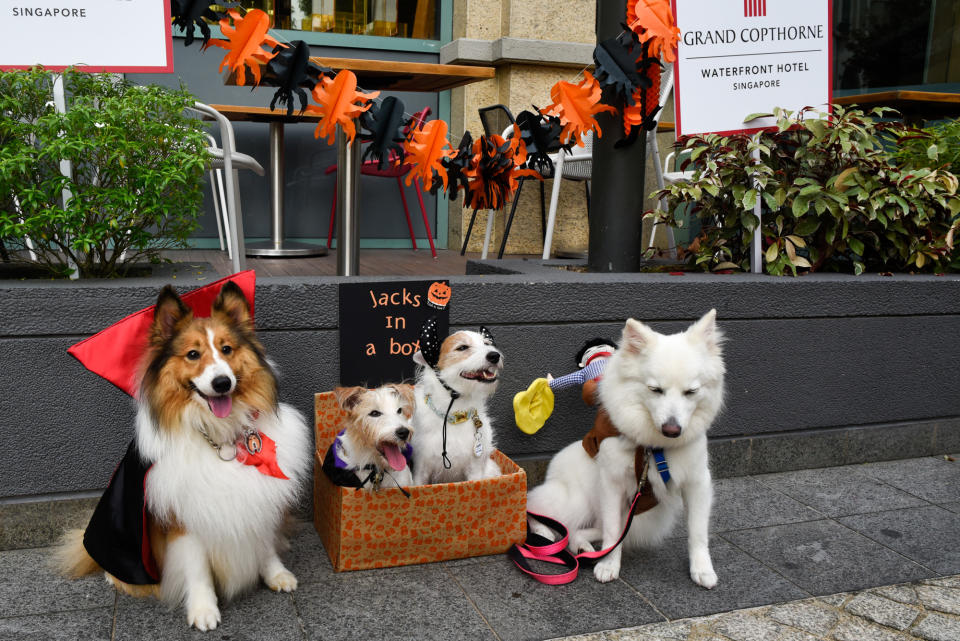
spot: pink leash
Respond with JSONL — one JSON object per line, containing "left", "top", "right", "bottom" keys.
{"left": 508, "top": 490, "right": 644, "bottom": 585}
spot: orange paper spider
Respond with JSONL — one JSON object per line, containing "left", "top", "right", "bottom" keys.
{"left": 307, "top": 70, "right": 380, "bottom": 145}
{"left": 204, "top": 9, "right": 283, "bottom": 87}
{"left": 541, "top": 71, "right": 617, "bottom": 147}
{"left": 627, "top": 0, "right": 681, "bottom": 63}
{"left": 403, "top": 119, "right": 456, "bottom": 192}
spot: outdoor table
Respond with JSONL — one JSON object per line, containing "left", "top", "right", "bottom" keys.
{"left": 207, "top": 104, "right": 328, "bottom": 257}
{"left": 225, "top": 57, "right": 494, "bottom": 274}
{"left": 833, "top": 90, "right": 960, "bottom": 125}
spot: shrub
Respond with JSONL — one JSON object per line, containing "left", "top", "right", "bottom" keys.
{"left": 0, "top": 68, "right": 207, "bottom": 278}
{"left": 649, "top": 106, "right": 960, "bottom": 275}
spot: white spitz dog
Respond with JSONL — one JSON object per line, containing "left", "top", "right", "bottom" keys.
{"left": 527, "top": 310, "right": 725, "bottom": 587}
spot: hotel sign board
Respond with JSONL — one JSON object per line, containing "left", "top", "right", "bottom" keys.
{"left": 0, "top": 0, "right": 173, "bottom": 72}
{"left": 672, "top": 0, "right": 832, "bottom": 136}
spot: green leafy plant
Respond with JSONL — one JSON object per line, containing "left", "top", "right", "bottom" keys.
{"left": 649, "top": 106, "right": 960, "bottom": 275}
{"left": 894, "top": 118, "right": 960, "bottom": 176}
{"left": 0, "top": 67, "right": 207, "bottom": 278}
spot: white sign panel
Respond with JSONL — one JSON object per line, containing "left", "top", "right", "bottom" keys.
{"left": 0, "top": 0, "right": 173, "bottom": 72}
{"left": 672, "top": 0, "right": 832, "bottom": 136}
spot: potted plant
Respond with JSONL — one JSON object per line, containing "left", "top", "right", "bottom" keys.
{"left": 0, "top": 68, "right": 208, "bottom": 278}
{"left": 649, "top": 106, "right": 960, "bottom": 275}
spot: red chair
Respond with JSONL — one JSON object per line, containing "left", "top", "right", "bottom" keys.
{"left": 325, "top": 107, "right": 437, "bottom": 258}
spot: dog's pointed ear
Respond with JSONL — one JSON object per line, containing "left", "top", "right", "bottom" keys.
{"left": 212, "top": 280, "right": 252, "bottom": 328}
{"left": 687, "top": 308, "right": 723, "bottom": 355}
{"left": 389, "top": 383, "right": 416, "bottom": 418}
{"left": 334, "top": 386, "right": 366, "bottom": 410}
{"left": 150, "top": 286, "right": 191, "bottom": 345}
{"left": 622, "top": 318, "right": 655, "bottom": 354}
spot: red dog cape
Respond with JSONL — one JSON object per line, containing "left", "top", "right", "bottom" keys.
{"left": 69, "top": 271, "right": 256, "bottom": 585}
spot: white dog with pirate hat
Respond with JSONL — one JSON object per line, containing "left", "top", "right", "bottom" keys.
{"left": 411, "top": 317, "right": 503, "bottom": 485}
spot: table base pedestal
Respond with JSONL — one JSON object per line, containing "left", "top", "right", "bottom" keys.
{"left": 245, "top": 240, "right": 328, "bottom": 257}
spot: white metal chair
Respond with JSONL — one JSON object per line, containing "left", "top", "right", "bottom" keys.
{"left": 646, "top": 65, "right": 685, "bottom": 257}
{"left": 189, "top": 102, "right": 265, "bottom": 274}
{"left": 541, "top": 131, "right": 593, "bottom": 260}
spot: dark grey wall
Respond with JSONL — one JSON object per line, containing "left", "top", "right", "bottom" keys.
{"left": 2, "top": 272, "right": 960, "bottom": 501}
{"left": 125, "top": 40, "right": 440, "bottom": 242}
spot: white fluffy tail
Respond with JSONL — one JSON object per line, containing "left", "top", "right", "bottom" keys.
{"left": 52, "top": 528, "right": 100, "bottom": 578}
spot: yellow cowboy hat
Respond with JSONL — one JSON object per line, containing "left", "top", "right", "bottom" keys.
{"left": 513, "top": 378, "right": 555, "bottom": 435}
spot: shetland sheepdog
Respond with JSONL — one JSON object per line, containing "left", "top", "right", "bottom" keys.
{"left": 56, "top": 282, "right": 311, "bottom": 631}
{"left": 327, "top": 384, "right": 416, "bottom": 489}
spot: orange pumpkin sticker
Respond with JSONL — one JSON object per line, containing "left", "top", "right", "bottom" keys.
{"left": 427, "top": 281, "right": 451, "bottom": 309}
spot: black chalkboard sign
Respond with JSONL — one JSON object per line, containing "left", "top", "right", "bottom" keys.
{"left": 338, "top": 280, "right": 451, "bottom": 387}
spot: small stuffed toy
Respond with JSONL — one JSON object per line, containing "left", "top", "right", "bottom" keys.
{"left": 513, "top": 338, "right": 617, "bottom": 434}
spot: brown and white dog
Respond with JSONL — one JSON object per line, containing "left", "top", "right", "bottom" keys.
{"left": 331, "top": 384, "right": 416, "bottom": 489}
{"left": 56, "top": 282, "right": 310, "bottom": 631}
{"left": 411, "top": 326, "right": 504, "bottom": 484}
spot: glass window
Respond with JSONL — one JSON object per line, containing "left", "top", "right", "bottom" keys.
{"left": 834, "top": 0, "right": 960, "bottom": 93}
{"left": 215, "top": 1, "right": 440, "bottom": 40}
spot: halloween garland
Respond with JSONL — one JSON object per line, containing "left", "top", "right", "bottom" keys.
{"left": 177, "top": 0, "right": 678, "bottom": 209}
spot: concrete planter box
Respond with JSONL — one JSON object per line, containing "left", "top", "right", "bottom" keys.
{"left": 2, "top": 268, "right": 959, "bottom": 546}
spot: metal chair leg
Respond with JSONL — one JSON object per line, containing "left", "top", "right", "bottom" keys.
{"left": 539, "top": 180, "right": 546, "bottom": 242}
{"left": 396, "top": 176, "right": 418, "bottom": 250}
{"left": 461, "top": 208, "right": 479, "bottom": 255}
{"left": 497, "top": 178, "right": 526, "bottom": 259}
{"left": 584, "top": 180, "right": 591, "bottom": 217}
{"left": 412, "top": 178, "right": 437, "bottom": 258}
{"left": 327, "top": 188, "right": 337, "bottom": 248}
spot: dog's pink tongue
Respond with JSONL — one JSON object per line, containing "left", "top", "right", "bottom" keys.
{"left": 383, "top": 444, "right": 407, "bottom": 471}
{"left": 208, "top": 395, "right": 232, "bottom": 418}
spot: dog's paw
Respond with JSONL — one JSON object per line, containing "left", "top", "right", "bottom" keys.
{"left": 187, "top": 603, "right": 221, "bottom": 631}
{"left": 593, "top": 558, "right": 620, "bottom": 583}
{"left": 569, "top": 535, "right": 595, "bottom": 555}
{"left": 690, "top": 567, "right": 718, "bottom": 589}
{"left": 265, "top": 569, "right": 298, "bottom": 593}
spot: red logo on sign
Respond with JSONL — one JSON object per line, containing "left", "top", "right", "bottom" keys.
{"left": 744, "top": 0, "right": 767, "bottom": 17}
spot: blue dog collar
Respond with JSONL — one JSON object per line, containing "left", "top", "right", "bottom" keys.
{"left": 651, "top": 448, "right": 670, "bottom": 484}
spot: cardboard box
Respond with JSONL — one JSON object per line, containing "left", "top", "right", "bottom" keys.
{"left": 313, "top": 392, "right": 528, "bottom": 571}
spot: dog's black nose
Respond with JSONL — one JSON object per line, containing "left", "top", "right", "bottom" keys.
{"left": 211, "top": 376, "right": 232, "bottom": 394}
{"left": 661, "top": 418, "right": 682, "bottom": 438}
{"left": 395, "top": 427, "right": 410, "bottom": 441}
{"left": 486, "top": 351, "right": 501, "bottom": 364}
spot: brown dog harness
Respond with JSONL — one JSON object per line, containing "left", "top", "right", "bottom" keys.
{"left": 580, "top": 380, "right": 659, "bottom": 515}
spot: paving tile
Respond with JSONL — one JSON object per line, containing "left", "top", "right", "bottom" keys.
{"left": 0, "top": 498, "right": 96, "bottom": 551}
{"left": 915, "top": 584, "right": 960, "bottom": 615}
{"left": 115, "top": 589, "right": 304, "bottom": 641}
{"left": 710, "top": 610, "right": 783, "bottom": 641}
{"left": 831, "top": 615, "right": 905, "bottom": 641}
{"left": 755, "top": 466, "right": 930, "bottom": 517}
{"left": 837, "top": 506, "right": 960, "bottom": 575}
{"left": 843, "top": 591, "right": 920, "bottom": 630}
{"left": 767, "top": 599, "right": 839, "bottom": 635}
{"left": 606, "top": 620, "right": 693, "bottom": 640}
{"left": 618, "top": 538, "right": 808, "bottom": 619}
{"left": 283, "top": 521, "right": 337, "bottom": 585}
{"left": 448, "top": 554, "right": 662, "bottom": 641}
{"left": 0, "top": 607, "right": 113, "bottom": 641}
{"left": 911, "top": 612, "right": 960, "bottom": 641}
{"left": 721, "top": 519, "right": 932, "bottom": 595}
{"left": 0, "top": 547, "right": 114, "bottom": 618}
{"left": 710, "top": 477, "right": 823, "bottom": 532}
{"left": 871, "top": 584, "right": 919, "bottom": 605}
{"left": 922, "top": 576, "right": 960, "bottom": 589}
{"left": 816, "top": 592, "right": 851, "bottom": 607}
{"left": 857, "top": 457, "right": 960, "bottom": 503}
{"left": 296, "top": 564, "right": 495, "bottom": 641}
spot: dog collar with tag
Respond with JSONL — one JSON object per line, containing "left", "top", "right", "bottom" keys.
{"left": 423, "top": 394, "right": 479, "bottom": 426}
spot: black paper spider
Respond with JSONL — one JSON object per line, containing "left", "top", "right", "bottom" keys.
{"left": 431, "top": 131, "right": 473, "bottom": 201}
{"left": 358, "top": 96, "right": 408, "bottom": 170}
{"left": 262, "top": 41, "right": 331, "bottom": 116}
{"left": 171, "top": 0, "right": 236, "bottom": 47}
{"left": 515, "top": 108, "right": 564, "bottom": 176}
{"left": 592, "top": 27, "right": 650, "bottom": 106}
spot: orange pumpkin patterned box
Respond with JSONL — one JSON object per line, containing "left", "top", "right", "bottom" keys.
{"left": 313, "top": 392, "right": 528, "bottom": 571}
